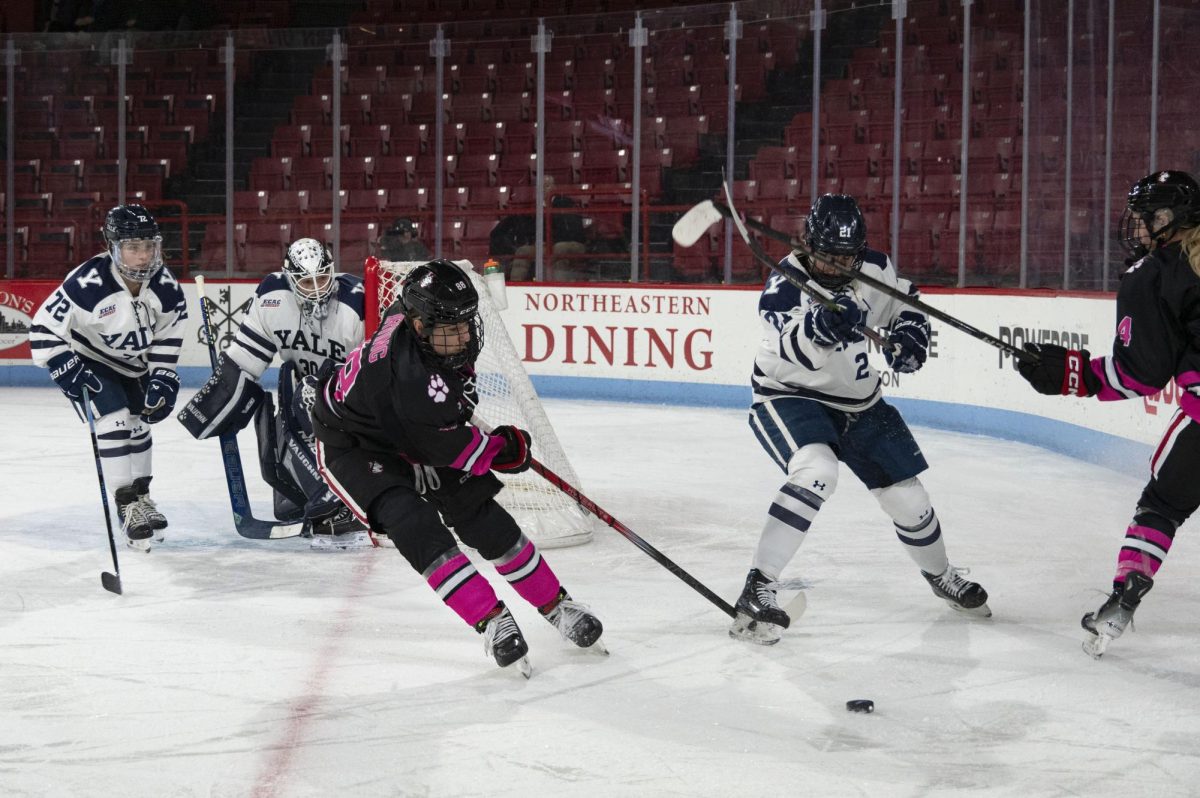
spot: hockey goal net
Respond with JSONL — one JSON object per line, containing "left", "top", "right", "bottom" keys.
{"left": 363, "top": 257, "right": 594, "bottom": 548}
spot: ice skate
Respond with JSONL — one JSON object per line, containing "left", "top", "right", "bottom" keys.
{"left": 729, "top": 569, "right": 791, "bottom": 645}
{"left": 133, "top": 476, "right": 167, "bottom": 542}
{"left": 476, "top": 603, "right": 532, "bottom": 677}
{"left": 541, "top": 588, "right": 607, "bottom": 654}
{"left": 306, "top": 506, "right": 375, "bottom": 550}
{"left": 115, "top": 485, "right": 154, "bottom": 553}
{"left": 1082, "top": 572, "right": 1153, "bottom": 659}
{"left": 922, "top": 566, "right": 991, "bottom": 617}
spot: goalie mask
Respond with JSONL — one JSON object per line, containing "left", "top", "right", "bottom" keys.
{"left": 103, "top": 204, "right": 163, "bottom": 283}
{"left": 804, "top": 194, "right": 867, "bottom": 290}
{"left": 400, "top": 259, "right": 483, "bottom": 370}
{"left": 283, "top": 238, "right": 337, "bottom": 322}
{"left": 1117, "top": 170, "right": 1200, "bottom": 260}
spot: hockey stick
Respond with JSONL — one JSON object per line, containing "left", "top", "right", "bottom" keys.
{"left": 673, "top": 197, "right": 895, "bottom": 351}
{"left": 81, "top": 386, "right": 122, "bottom": 595}
{"left": 195, "top": 276, "right": 303, "bottom": 540}
{"left": 687, "top": 194, "right": 1038, "bottom": 364}
{"left": 474, "top": 418, "right": 736, "bottom": 618}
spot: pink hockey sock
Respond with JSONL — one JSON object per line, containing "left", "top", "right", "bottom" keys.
{"left": 1114, "top": 524, "right": 1172, "bottom": 584}
{"left": 492, "top": 535, "right": 561, "bottom": 609}
{"left": 425, "top": 549, "right": 499, "bottom": 628}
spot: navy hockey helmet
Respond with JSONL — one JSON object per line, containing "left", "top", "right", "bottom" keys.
{"left": 283, "top": 238, "right": 337, "bottom": 322}
{"left": 1118, "top": 170, "right": 1200, "bottom": 259}
{"left": 103, "top": 204, "right": 163, "bottom": 282}
{"left": 804, "top": 194, "right": 867, "bottom": 289}
{"left": 400, "top": 259, "right": 483, "bottom": 369}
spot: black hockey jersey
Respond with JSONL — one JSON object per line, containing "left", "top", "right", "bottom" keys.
{"left": 312, "top": 305, "right": 506, "bottom": 473}
{"left": 1089, "top": 241, "right": 1200, "bottom": 420}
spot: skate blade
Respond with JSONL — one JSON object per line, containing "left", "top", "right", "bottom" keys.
{"left": 515, "top": 656, "right": 533, "bottom": 679}
{"left": 728, "top": 613, "right": 783, "bottom": 646}
{"left": 153, "top": 532, "right": 165, "bottom": 543}
{"left": 784, "top": 590, "right": 808, "bottom": 621}
{"left": 948, "top": 601, "right": 992, "bottom": 618}
{"left": 1083, "top": 633, "right": 1112, "bottom": 659}
{"left": 126, "top": 537, "right": 152, "bottom": 553}
{"left": 585, "top": 639, "right": 610, "bottom": 656}
{"left": 310, "top": 531, "right": 376, "bottom": 551}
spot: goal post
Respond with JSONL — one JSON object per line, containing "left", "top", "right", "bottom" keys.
{"left": 363, "top": 257, "right": 595, "bottom": 548}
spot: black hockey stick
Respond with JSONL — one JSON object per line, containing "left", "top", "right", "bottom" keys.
{"left": 689, "top": 195, "right": 1038, "bottom": 364}
{"left": 673, "top": 196, "right": 895, "bottom": 351}
{"left": 473, "top": 418, "right": 735, "bottom": 618}
{"left": 81, "top": 386, "right": 122, "bottom": 595}
{"left": 195, "top": 276, "right": 303, "bottom": 540}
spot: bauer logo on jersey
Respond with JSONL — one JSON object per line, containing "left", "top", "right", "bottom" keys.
{"left": 98, "top": 303, "right": 117, "bottom": 319}
{"left": 428, "top": 374, "right": 449, "bottom": 403}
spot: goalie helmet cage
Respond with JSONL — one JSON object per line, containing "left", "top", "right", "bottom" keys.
{"left": 364, "top": 257, "right": 595, "bottom": 548}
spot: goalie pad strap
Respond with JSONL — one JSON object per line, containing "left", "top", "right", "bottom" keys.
{"left": 177, "top": 353, "right": 265, "bottom": 439}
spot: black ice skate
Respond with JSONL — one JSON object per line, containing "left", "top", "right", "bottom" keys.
{"left": 476, "top": 603, "right": 532, "bottom": 678}
{"left": 1081, "top": 572, "right": 1154, "bottom": 659}
{"left": 923, "top": 566, "right": 991, "bottom": 617}
{"left": 729, "top": 569, "right": 791, "bottom": 646}
{"left": 306, "top": 506, "right": 375, "bottom": 550}
{"left": 541, "top": 588, "right": 607, "bottom": 653}
{"left": 133, "top": 476, "right": 167, "bottom": 542}
{"left": 115, "top": 485, "right": 154, "bottom": 553}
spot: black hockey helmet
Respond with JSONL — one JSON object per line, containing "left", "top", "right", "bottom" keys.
{"left": 1118, "top": 170, "right": 1200, "bottom": 259}
{"left": 804, "top": 194, "right": 867, "bottom": 289}
{"left": 103, "top": 204, "right": 163, "bottom": 282}
{"left": 400, "top": 259, "right": 483, "bottom": 369}
{"left": 282, "top": 237, "right": 337, "bottom": 322}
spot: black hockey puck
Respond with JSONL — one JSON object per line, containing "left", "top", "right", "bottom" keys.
{"left": 845, "top": 699, "right": 874, "bottom": 714}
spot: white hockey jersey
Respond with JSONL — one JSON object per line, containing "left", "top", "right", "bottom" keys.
{"left": 225, "top": 272, "right": 365, "bottom": 380}
{"left": 751, "top": 248, "right": 921, "bottom": 412}
{"left": 29, "top": 254, "right": 188, "bottom": 378}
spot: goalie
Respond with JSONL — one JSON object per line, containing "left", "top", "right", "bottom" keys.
{"left": 178, "top": 238, "right": 371, "bottom": 548}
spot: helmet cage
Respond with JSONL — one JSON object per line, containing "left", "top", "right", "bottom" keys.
{"left": 1117, "top": 170, "right": 1200, "bottom": 259}
{"left": 804, "top": 194, "right": 867, "bottom": 289}
{"left": 103, "top": 204, "right": 163, "bottom": 282}
{"left": 400, "top": 260, "right": 483, "bottom": 369}
{"left": 283, "top": 238, "right": 337, "bottom": 321}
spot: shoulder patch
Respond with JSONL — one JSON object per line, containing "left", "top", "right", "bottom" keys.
{"left": 257, "top": 272, "right": 292, "bottom": 297}
{"left": 61, "top": 255, "right": 119, "bottom": 311}
{"left": 336, "top": 274, "right": 366, "bottom": 319}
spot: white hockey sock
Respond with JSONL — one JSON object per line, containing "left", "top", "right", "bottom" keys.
{"left": 872, "top": 478, "right": 949, "bottom": 575}
{"left": 129, "top": 418, "right": 152, "bottom": 481}
{"left": 95, "top": 410, "right": 135, "bottom": 493}
{"left": 753, "top": 482, "right": 824, "bottom": 579}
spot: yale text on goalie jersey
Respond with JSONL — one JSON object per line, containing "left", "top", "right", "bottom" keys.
{"left": 272, "top": 329, "right": 348, "bottom": 363}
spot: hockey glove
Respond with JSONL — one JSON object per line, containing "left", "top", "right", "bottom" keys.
{"left": 807, "top": 294, "right": 866, "bottom": 347}
{"left": 1017, "top": 343, "right": 1102, "bottom": 397}
{"left": 142, "top": 368, "right": 180, "bottom": 423}
{"left": 884, "top": 312, "right": 931, "bottom": 374}
{"left": 490, "top": 425, "right": 533, "bottom": 473}
{"left": 48, "top": 352, "right": 103, "bottom": 403}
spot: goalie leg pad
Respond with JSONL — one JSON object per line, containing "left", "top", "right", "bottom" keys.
{"left": 178, "top": 353, "right": 264, "bottom": 440}
{"left": 253, "top": 393, "right": 308, "bottom": 509}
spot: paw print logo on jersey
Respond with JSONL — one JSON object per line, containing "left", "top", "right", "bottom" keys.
{"left": 428, "top": 374, "right": 449, "bottom": 403}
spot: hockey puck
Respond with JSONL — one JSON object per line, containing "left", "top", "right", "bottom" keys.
{"left": 845, "top": 699, "right": 874, "bottom": 714}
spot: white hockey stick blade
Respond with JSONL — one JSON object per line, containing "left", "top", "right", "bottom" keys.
{"left": 672, "top": 200, "right": 725, "bottom": 247}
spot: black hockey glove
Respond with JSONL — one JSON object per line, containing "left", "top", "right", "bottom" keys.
{"left": 48, "top": 352, "right": 103, "bottom": 403}
{"left": 884, "top": 311, "right": 931, "bottom": 374}
{"left": 142, "top": 368, "right": 180, "bottom": 423}
{"left": 807, "top": 294, "right": 865, "bottom": 347}
{"left": 490, "top": 425, "right": 533, "bottom": 473}
{"left": 1016, "top": 343, "right": 1102, "bottom": 397}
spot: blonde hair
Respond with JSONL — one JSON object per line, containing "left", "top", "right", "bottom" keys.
{"left": 1183, "top": 224, "right": 1200, "bottom": 277}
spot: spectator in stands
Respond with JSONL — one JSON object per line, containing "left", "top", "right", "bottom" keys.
{"left": 379, "top": 218, "right": 431, "bottom": 262}
{"left": 489, "top": 175, "right": 588, "bottom": 281}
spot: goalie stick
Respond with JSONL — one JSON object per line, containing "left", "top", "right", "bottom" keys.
{"left": 82, "top": 386, "right": 123, "bottom": 595}
{"left": 678, "top": 191, "right": 1039, "bottom": 365}
{"left": 473, "top": 417, "right": 737, "bottom": 619}
{"left": 195, "top": 276, "right": 303, "bottom": 540}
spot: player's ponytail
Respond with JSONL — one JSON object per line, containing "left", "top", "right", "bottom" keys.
{"left": 1182, "top": 224, "right": 1200, "bottom": 278}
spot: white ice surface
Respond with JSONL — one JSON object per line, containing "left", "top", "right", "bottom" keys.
{"left": 2, "top": 386, "right": 1199, "bottom": 797}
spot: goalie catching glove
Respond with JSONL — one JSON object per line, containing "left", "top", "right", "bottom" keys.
{"left": 490, "top": 425, "right": 532, "bottom": 473}
{"left": 1017, "top": 343, "right": 1102, "bottom": 397}
{"left": 177, "top": 352, "right": 265, "bottom": 439}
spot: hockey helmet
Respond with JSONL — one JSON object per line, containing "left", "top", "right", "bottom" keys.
{"left": 283, "top": 238, "right": 337, "bottom": 322}
{"left": 400, "top": 259, "right": 483, "bottom": 369}
{"left": 804, "top": 194, "right": 867, "bottom": 289}
{"left": 103, "top": 204, "right": 163, "bottom": 283}
{"left": 1118, "top": 170, "right": 1200, "bottom": 259}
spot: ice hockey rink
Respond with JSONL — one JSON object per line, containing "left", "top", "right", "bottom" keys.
{"left": 3, "top": 385, "right": 1198, "bottom": 797}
